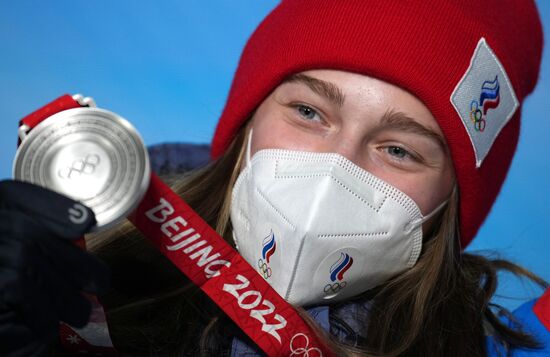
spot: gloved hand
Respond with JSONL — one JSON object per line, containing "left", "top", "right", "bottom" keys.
{"left": 0, "top": 180, "right": 110, "bottom": 356}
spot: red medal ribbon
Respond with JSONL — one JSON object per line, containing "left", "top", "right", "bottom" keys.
{"left": 130, "top": 174, "right": 331, "bottom": 356}
{"left": 17, "top": 95, "right": 333, "bottom": 356}
{"left": 19, "top": 94, "right": 81, "bottom": 129}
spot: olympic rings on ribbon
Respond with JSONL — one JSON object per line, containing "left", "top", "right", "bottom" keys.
{"left": 289, "top": 333, "right": 323, "bottom": 356}
{"left": 469, "top": 100, "right": 486, "bottom": 132}
{"left": 258, "top": 258, "right": 272, "bottom": 279}
{"left": 323, "top": 281, "right": 347, "bottom": 294}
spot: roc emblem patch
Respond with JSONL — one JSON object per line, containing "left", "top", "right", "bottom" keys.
{"left": 451, "top": 38, "right": 519, "bottom": 167}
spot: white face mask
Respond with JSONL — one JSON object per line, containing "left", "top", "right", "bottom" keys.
{"left": 230, "top": 134, "right": 446, "bottom": 307}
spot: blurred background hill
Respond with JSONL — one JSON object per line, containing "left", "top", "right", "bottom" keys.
{"left": 148, "top": 142, "right": 210, "bottom": 176}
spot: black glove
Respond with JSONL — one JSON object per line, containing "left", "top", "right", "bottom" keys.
{"left": 0, "top": 180, "right": 110, "bottom": 356}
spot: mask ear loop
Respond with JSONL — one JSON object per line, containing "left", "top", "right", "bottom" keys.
{"left": 245, "top": 128, "right": 253, "bottom": 169}
{"left": 404, "top": 198, "right": 449, "bottom": 234}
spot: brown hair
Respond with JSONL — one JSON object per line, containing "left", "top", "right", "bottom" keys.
{"left": 88, "top": 125, "right": 547, "bottom": 356}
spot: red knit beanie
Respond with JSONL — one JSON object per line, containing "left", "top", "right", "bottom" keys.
{"left": 211, "top": 0, "right": 543, "bottom": 248}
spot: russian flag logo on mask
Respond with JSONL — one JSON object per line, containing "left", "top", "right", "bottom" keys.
{"left": 329, "top": 252, "right": 353, "bottom": 282}
{"left": 261, "top": 230, "right": 276, "bottom": 264}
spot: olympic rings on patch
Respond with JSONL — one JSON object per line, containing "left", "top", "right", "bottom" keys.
{"left": 469, "top": 100, "right": 486, "bottom": 132}
{"left": 258, "top": 258, "right": 272, "bottom": 279}
{"left": 323, "top": 281, "right": 347, "bottom": 294}
{"left": 474, "top": 118, "right": 486, "bottom": 132}
{"left": 289, "top": 333, "right": 323, "bottom": 356}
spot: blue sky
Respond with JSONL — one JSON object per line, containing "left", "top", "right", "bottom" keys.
{"left": 0, "top": 1, "right": 549, "bottom": 310}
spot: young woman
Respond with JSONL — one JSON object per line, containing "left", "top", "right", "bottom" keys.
{"left": 1, "top": 1, "right": 548, "bottom": 356}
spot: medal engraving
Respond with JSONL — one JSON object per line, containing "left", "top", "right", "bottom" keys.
{"left": 58, "top": 153, "right": 101, "bottom": 179}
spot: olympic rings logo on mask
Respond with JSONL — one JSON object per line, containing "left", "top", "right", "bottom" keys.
{"left": 323, "top": 281, "right": 347, "bottom": 294}
{"left": 289, "top": 333, "right": 323, "bottom": 357}
{"left": 258, "top": 258, "right": 272, "bottom": 279}
{"left": 469, "top": 100, "right": 486, "bottom": 133}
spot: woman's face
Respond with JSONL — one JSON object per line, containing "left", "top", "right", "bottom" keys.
{"left": 249, "top": 69, "right": 455, "bottom": 219}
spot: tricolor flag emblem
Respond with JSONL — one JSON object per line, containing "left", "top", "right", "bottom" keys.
{"left": 261, "top": 230, "right": 276, "bottom": 264}
{"left": 329, "top": 252, "right": 353, "bottom": 282}
{"left": 479, "top": 75, "right": 500, "bottom": 115}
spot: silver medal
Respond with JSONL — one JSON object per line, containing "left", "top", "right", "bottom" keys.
{"left": 13, "top": 106, "right": 150, "bottom": 231}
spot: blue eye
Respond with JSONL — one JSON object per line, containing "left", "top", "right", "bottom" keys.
{"left": 296, "top": 105, "right": 319, "bottom": 120}
{"left": 387, "top": 146, "right": 410, "bottom": 159}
